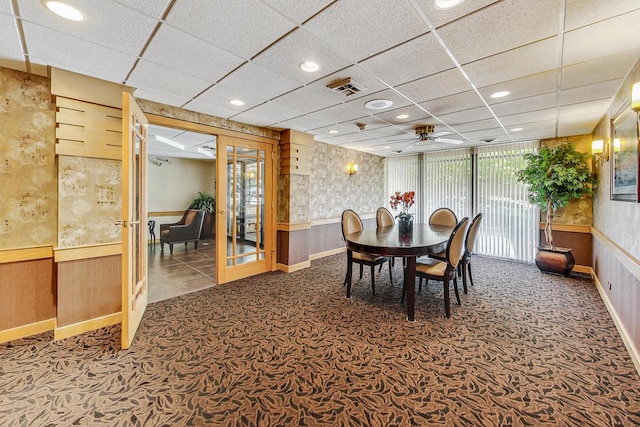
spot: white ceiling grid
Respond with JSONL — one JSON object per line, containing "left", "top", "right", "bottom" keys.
{"left": 2, "top": 0, "right": 640, "bottom": 158}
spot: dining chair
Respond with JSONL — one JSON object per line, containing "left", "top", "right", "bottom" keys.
{"left": 376, "top": 206, "right": 395, "bottom": 227}
{"left": 342, "top": 209, "right": 393, "bottom": 296}
{"left": 460, "top": 213, "right": 483, "bottom": 293}
{"left": 428, "top": 207, "right": 458, "bottom": 227}
{"left": 415, "top": 216, "right": 469, "bottom": 318}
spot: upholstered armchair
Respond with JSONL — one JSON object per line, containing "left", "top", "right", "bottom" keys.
{"left": 160, "top": 209, "right": 205, "bottom": 255}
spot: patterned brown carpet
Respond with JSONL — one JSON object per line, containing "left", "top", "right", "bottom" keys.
{"left": 1, "top": 254, "right": 640, "bottom": 426}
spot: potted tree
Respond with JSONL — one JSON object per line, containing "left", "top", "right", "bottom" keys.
{"left": 189, "top": 191, "right": 215, "bottom": 239}
{"left": 516, "top": 143, "right": 597, "bottom": 276}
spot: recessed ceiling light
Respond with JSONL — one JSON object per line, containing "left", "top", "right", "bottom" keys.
{"left": 229, "top": 99, "right": 244, "bottom": 106}
{"left": 299, "top": 61, "right": 320, "bottom": 72}
{"left": 490, "top": 91, "right": 510, "bottom": 99}
{"left": 328, "top": 129, "right": 339, "bottom": 134}
{"left": 44, "top": 1, "right": 85, "bottom": 21}
{"left": 364, "top": 99, "right": 393, "bottom": 110}
{"left": 510, "top": 127, "right": 523, "bottom": 132}
{"left": 434, "top": 0, "right": 464, "bottom": 10}
{"left": 384, "top": 146, "right": 390, "bottom": 149}
{"left": 396, "top": 113, "right": 410, "bottom": 119}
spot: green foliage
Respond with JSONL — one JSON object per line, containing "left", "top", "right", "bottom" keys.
{"left": 515, "top": 144, "right": 596, "bottom": 211}
{"left": 516, "top": 143, "right": 596, "bottom": 248}
{"left": 189, "top": 191, "right": 215, "bottom": 213}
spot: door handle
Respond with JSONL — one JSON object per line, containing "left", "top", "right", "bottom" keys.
{"left": 115, "top": 220, "right": 128, "bottom": 227}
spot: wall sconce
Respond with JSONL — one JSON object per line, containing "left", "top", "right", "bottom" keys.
{"left": 591, "top": 139, "right": 608, "bottom": 165}
{"left": 613, "top": 138, "right": 621, "bottom": 153}
{"left": 347, "top": 163, "right": 358, "bottom": 175}
{"left": 632, "top": 82, "right": 640, "bottom": 111}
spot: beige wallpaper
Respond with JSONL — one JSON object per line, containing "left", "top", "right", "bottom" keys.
{"left": 592, "top": 57, "right": 640, "bottom": 260}
{"left": 540, "top": 134, "right": 593, "bottom": 226}
{"left": 310, "top": 141, "right": 385, "bottom": 221}
{"left": 0, "top": 67, "right": 57, "bottom": 250}
{"left": 58, "top": 156, "right": 122, "bottom": 247}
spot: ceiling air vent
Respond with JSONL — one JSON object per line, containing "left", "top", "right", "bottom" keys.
{"left": 326, "top": 78, "right": 366, "bottom": 96}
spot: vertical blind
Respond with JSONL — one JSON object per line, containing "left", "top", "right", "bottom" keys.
{"left": 421, "top": 149, "right": 472, "bottom": 223}
{"left": 385, "top": 155, "right": 421, "bottom": 218}
{"left": 385, "top": 141, "right": 539, "bottom": 263}
{"left": 476, "top": 141, "right": 538, "bottom": 262}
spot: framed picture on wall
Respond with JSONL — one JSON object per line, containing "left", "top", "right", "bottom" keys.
{"left": 610, "top": 104, "right": 640, "bottom": 202}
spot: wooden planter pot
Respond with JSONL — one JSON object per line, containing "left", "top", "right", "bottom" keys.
{"left": 535, "top": 247, "right": 575, "bottom": 277}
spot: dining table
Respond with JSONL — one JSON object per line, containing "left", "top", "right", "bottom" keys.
{"left": 345, "top": 223, "right": 455, "bottom": 321}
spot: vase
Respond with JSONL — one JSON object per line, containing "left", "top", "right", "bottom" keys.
{"left": 535, "top": 246, "right": 575, "bottom": 277}
{"left": 398, "top": 218, "right": 413, "bottom": 235}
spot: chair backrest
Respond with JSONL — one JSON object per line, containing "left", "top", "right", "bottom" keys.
{"left": 376, "top": 207, "right": 395, "bottom": 227}
{"left": 341, "top": 209, "right": 363, "bottom": 241}
{"left": 465, "top": 213, "right": 483, "bottom": 256}
{"left": 445, "top": 217, "right": 469, "bottom": 269}
{"left": 429, "top": 207, "right": 457, "bottom": 227}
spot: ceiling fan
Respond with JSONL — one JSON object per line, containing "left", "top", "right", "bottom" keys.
{"left": 391, "top": 125, "right": 463, "bottom": 154}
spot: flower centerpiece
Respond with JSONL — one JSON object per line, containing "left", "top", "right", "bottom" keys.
{"left": 390, "top": 191, "right": 415, "bottom": 234}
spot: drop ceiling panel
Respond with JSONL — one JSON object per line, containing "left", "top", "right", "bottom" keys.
{"left": 24, "top": 22, "right": 137, "bottom": 83}
{"left": 133, "top": 86, "right": 193, "bottom": 108}
{"left": 452, "top": 118, "right": 504, "bottom": 133}
{"left": 127, "top": 59, "right": 212, "bottom": 100}
{"left": 346, "top": 88, "right": 413, "bottom": 112}
{"left": 218, "top": 62, "right": 300, "bottom": 102}
{"left": 231, "top": 101, "right": 301, "bottom": 127}
{"left": 271, "top": 86, "right": 340, "bottom": 114}
{"left": 462, "top": 38, "right": 559, "bottom": 88}
{"left": 395, "top": 68, "right": 471, "bottom": 104}
{"left": 277, "top": 111, "right": 340, "bottom": 131}
{"left": 563, "top": 9, "right": 640, "bottom": 66}
{"left": 419, "top": 91, "right": 484, "bottom": 116}
{"left": 437, "top": 0, "right": 559, "bottom": 64}
{"left": 0, "top": 14, "right": 21, "bottom": 53}
{"left": 18, "top": 0, "right": 156, "bottom": 56}
{"left": 559, "top": 99, "right": 612, "bottom": 119}
{"left": 373, "top": 105, "right": 432, "bottom": 124}
{"left": 500, "top": 109, "right": 557, "bottom": 126}
{"left": 358, "top": 33, "right": 454, "bottom": 87}
{"left": 252, "top": 29, "right": 352, "bottom": 85}
{"left": 559, "top": 80, "right": 622, "bottom": 107}
{"left": 490, "top": 93, "right": 557, "bottom": 117}
{"left": 183, "top": 99, "right": 243, "bottom": 120}
{"left": 557, "top": 112, "right": 604, "bottom": 136}
{"left": 112, "top": 0, "right": 169, "bottom": 18}
{"left": 412, "top": 0, "right": 500, "bottom": 29}
{"left": 564, "top": 0, "right": 640, "bottom": 31}
{"left": 308, "top": 65, "right": 388, "bottom": 102}
{"left": 302, "top": 0, "right": 428, "bottom": 63}
{"left": 561, "top": 50, "right": 640, "bottom": 90}
{"left": 261, "top": 0, "right": 335, "bottom": 24}
{"left": 431, "top": 106, "right": 495, "bottom": 126}
{"left": 165, "top": 0, "right": 295, "bottom": 59}
{"left": 194, "top": 84, "right": 266, "bottom": 113}
{"left": 479, "top": 71, "right": 558, "bottom": 104}
{"left": 142, "top": 25, "right": 246, "bottom": 83}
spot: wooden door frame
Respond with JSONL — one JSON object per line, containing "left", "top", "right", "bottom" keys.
{"left": 145, "top": 114, "right": 278, "bottom": 284}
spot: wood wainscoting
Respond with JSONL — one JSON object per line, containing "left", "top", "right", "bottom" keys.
{"left": 0, "top": 246, "right": 56, "bottom": 344}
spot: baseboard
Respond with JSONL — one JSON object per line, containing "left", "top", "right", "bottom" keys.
{"left": 276, "top": 260, "right": 311, "bottom": 273}
{"left": 54, "top": 312, "right": 121, "bottom": 341}
{"left": 572, "top": 264, "right": 592, "bottom": 274}
{"left": 0, "top": 318, "right": 56, "bottom": 344}
{"left": 592, "top": 272, "right": 640, "bottom": 376}
{"left": 310, "top": 247, "right": 345, "bottom": 261}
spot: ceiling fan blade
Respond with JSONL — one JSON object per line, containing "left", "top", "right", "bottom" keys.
{"left": 430, "top": 131, "right": 451, "bottom": 138}
{"left": 434, "top": 137, "right": 464, "bottom": 145}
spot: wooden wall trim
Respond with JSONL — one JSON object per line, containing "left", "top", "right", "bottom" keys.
{"left": 591, "top": 226, "right": 640, "bottom": 282}
{"left": 54, "top": 243, "right": 122, "bottom": 262}
{"left": 0, "top": 246, "right": 53, "bottom": 264}
{"left": 276, "top": 260, "right": 311, "bottom": 273}
{"left": 54, "top": 312, "right": 121, "bottom": 341}
{"left": 310, "top": 247, "right": 345, "bottom": 261}
{"left": 0, "top": 318, "right": 56, "bottom": 344}
{"left": 538, "top": 223, "right": 591, "bottom": 233}
{"left": 592, "top": 271, "right": 640, "bottom": 375}
{"left": 311, "top": 213, "right": 376, "bottom": 227}
{"left": 277, "top": 222, "right": 312, "bottom": 231}
{"left": 146, "top": 114, "right": 278, "bottom": 144}
{"left": 50, "top": 67, "right": 133, "bottom": 109}
{"left": 149, "top": 211, "right": 185, "bottom": 217}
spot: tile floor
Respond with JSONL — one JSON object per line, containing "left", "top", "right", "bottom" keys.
{"left": 147, "top": 239, "right": 216, "bottom": 303}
